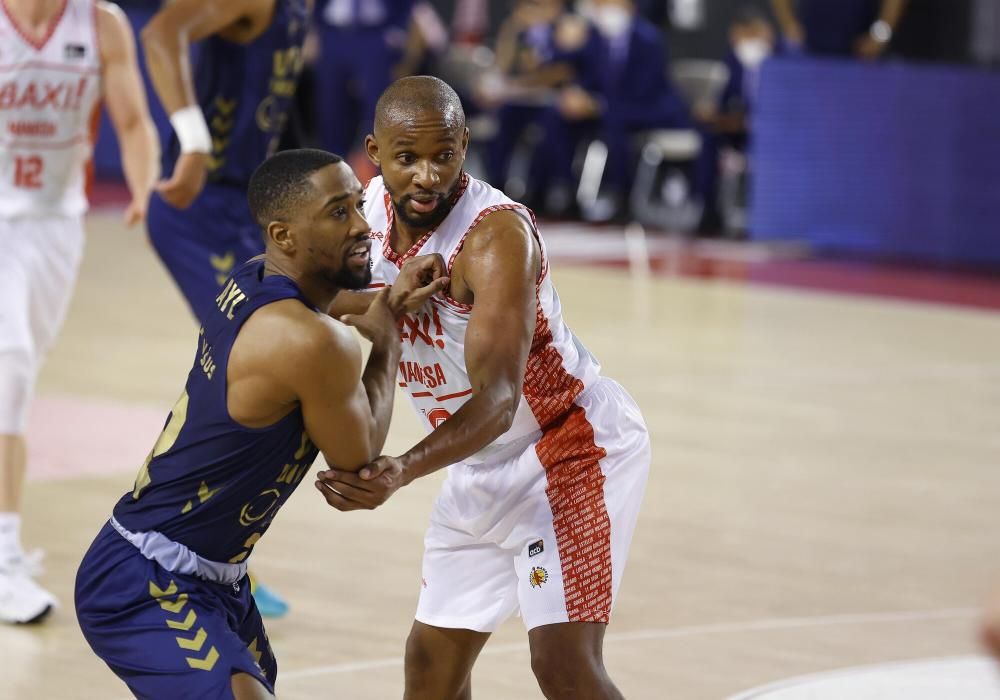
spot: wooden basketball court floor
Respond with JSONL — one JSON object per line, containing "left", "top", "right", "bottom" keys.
{"left": 3, "top": 212, "right": 999, "bottom": 699}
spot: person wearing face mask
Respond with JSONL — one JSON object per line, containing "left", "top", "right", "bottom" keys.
{"left": 693, "top": 7, "right": 776, "bottom": 235}
{"left": 531, "top": 0, "right": 690, "bottom": 219}
{"left": 482, "top": 0, "right": 601, "bottom": 198}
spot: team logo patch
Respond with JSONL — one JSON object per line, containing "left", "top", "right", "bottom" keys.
{"left": 64, "top": 43, "right": 86, "bottom": 59}
{"left": 528, "top": 566, "right": 548, "bottom": 588}
{"left": 528, "top": 539, "right": 544, "bottom": 558}
{"left": 369, "top": 230, "right": 385, "bottom": 241}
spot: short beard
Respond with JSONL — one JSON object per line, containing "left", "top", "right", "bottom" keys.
{"left": 387, "top": 177, "right": 461, "bottom": 230}
{"left": 326, "top": 263, "right": 372, "bottom": 291}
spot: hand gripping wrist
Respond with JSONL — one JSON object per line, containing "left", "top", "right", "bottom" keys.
{"left": 170, "top": 105, "right": 212, "bottom": 154}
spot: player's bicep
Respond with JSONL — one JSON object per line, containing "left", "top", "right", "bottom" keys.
{"left": 463, "top": 216, "right": 539, "bottom": 394}
{"left": 294, "top": 327, "right": 376, "bottom": 472}
{"left": 97, "top": 3, "right": 151, "bottom": 132}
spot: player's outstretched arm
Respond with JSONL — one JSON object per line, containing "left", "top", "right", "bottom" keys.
{"left": 316, "top": 211, "right": 540, "bottom": 510}
{"left": 328, "top": 253, "right": 450, "bottom": 318}
{"left": 97, "top": 2, "right": 159, "bottom": 226}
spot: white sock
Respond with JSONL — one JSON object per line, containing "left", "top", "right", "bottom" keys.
{"left": 0, "top": 512, "right": 23, "bottom": 562}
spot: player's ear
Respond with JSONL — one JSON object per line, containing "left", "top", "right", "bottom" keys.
{"left": 461, "top": 127, "right": 470, "bottom": 155}
{"left": 266, "top": 220, "right": 294, "bottom": 252}
{"left": 365, "top": 134, "right": 380, "bottom": 168}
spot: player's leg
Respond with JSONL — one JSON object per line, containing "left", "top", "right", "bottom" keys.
{"left": 231, "top": 672, "right": 276, "bottom": 699}
{"left": 514, "top": 378, "right": 650, "bottom": 698}
{"left": 0, "top": 216, "right": 84, "bottom": 623}
{"left": 405, "top": 492, "right": 520, "bottom": 699}
{"left": 404, "top": 621, "right": 489, "bottom": 700}
{"left": 528, "top": 622, "right": 621, "bottom": 700}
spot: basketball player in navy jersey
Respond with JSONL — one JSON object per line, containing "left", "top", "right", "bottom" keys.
{"left": 141, "top": 0, "right": 311, "bottom": 616}
{"left": 75, "top": 149, "right": 448, "bottom": 699}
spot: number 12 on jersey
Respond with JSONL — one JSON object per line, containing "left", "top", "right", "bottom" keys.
{"left": 14, "top": 155, "right": 43, "bottom": 189}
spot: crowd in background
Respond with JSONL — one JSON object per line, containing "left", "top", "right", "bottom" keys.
{"left": 115, "top": 0, "right": 997, "bottom": 236}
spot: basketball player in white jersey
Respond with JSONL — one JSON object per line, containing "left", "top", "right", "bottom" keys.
{"left": 318, "top": 76, "right": 650, "bottom": 699}
{"left": 0, "top": 0, "right": 159, "bottom": 623}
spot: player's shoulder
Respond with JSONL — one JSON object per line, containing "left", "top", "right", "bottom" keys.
{"left": 244, "top": 299, "right": 358, "bottom": 366}
{"left": 465, "top": 206, "right": 536, "bottom": 255}
{"left": 94, "top": 1, "right": 128, "bottom": 30}
{"left": 94, "top": 0, "right": 132, "bottom": 57}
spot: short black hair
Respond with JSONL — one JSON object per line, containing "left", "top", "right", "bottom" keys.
{"left": 247, "top": 148, "right": 343, "bottom": 229}
{"left": 374, "top": 76, "right": 466, "bottom": 136}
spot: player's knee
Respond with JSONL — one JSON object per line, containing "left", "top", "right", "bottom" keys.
{"left": 530, "top": 645, "right": 602, "bottom": 699}
{"left": 230, "top": 672, "right": 274, "bottom": 700}
{"left": 404, "top": 627, "right": 436, "bottom": 686}
{"left": 0, "top": 348, "right": 36, "bottom": 434}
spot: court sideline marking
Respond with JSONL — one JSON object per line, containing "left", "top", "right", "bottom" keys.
{"left": 277, "top": 607, "right": 978, "bottom": 681}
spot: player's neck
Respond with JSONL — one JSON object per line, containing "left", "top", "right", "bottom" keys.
{"left": 5, "top": 0, "right": 64, "bottom": 34}
{"left": 391, "top": 220, "right": 432, "bottom": 253}
{"left": 263, "top": 259, "right": 339, "bottom": 313}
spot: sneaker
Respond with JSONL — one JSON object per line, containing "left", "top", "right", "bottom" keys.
{"left": 250, "top": 579, "right": 289, "bottom": 619}
{"left": 0, "top": 567, "right": 56, "bottom": 624}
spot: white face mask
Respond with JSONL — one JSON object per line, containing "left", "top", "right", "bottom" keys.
{"left": 734, "top": 38, "right": 771, "bottom": 69}
{"left": 590, "top": 6, "right": 632, "bottom": 38}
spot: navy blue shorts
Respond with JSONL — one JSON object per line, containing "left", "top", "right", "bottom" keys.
{"left": 146, "top": 186, "right": 263, "bottom": 325}
{"left": 75, "top": 522, "right": 275, "bottom": 699}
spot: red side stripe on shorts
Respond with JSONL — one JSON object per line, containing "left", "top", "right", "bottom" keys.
{"left": 536, "top": 404, "right": 611, "bottom": 624}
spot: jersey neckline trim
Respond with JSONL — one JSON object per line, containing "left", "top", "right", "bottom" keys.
{"left": 1, "top": 0, "right": 69, "bottom": 52}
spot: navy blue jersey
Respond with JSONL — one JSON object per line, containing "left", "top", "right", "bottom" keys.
{"left": 162, "top": 0, "right": 310, "bottom": 187}
{"left": 113, "top": 259, "right": 320, "bottom": 564}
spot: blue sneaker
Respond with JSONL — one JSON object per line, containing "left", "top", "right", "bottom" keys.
{"left": 250, "top": 575, "right": 289, "bottom": 618}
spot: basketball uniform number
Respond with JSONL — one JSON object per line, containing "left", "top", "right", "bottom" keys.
{"left": 14, "top": 155, "right": 43, "bottom": 189}
{"left": 132, "top": 391, "right": 190, "bottom": 499}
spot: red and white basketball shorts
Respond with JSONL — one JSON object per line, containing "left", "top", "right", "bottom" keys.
{"left": 415, "top": 377, "right": 650, "bottom": 632}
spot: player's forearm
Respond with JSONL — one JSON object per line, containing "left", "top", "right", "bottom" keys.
{"left": 397, "top": 387, "right": 519, "bottom": 483}
{"left": 770, "top": 0, "right": 798, "bottom": 32}
{"left": 329, "top": 288, "right": 409, "bottom": 319}
{"left": 140, "top": 21, "right": 198, "bottom": 114}
{"left": 878, "top": 0, "right": 907, "bottom": 27}
{"left": 361, "top": 341, "right": 403, "bottom": 457}
{"left": 328, "top": 290, "right": 377, "bottom": 318}
{"left": 118, "top": 118, "right": 160, "bottom": 203}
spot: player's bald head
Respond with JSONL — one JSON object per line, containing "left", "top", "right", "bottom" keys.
{"left": 374, "top": 76, "right": 466, "bottom": 137}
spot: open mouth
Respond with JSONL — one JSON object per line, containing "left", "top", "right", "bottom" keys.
{"left": 348, "top": 240, "right": 371, "bottom": 263}
{"left": 407, "top": 194, "right": 441, "bottom": 214}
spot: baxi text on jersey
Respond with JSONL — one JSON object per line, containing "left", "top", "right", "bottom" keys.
{"left": 0, "top": 77, "right": 91, "bottom": 111}
{"left": 399, "top": 361, "right": 448, "bottom": 389}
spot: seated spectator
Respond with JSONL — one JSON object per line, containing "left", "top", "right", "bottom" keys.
{"left": 770, "top": 0, "right": 908, "bottom": 59}
{"left": 478, "top": 0, "right": 598, "bottom": 192}
{"left": 694, "top": 6, "right": 776, "bottom": 233}
{"left": 532, "top": 0, "right": 690, "bottom": 218}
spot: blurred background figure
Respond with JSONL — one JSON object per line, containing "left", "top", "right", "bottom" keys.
{"left": 770, "top": 0, "right": 908, "bottom": 59}
{"left": 531, "top": 0, "right": 690, "bottom": 220}
{"left": 311, "top": 0, "right": 417, "bottom": 179}
{"left": 694, "top": 5, "right": 775, "bottom": 235}
{"left": 477, "top": 0, "right": 598, "bottom": 205}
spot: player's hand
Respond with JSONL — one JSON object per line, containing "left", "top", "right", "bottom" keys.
{"left": 314, "top": 456, "right": 407, "bottom": 511}
{"left": 155, "top": 152, "right": 209, "bottom": 209}
{"left": 390, "top": 254, "right": 450, "bottom": 316}
{"left": 339, "top": 288, "right": 398, "bottom": 347}
{"left": 123, "top": 193, "right": 149, "bottom": 226}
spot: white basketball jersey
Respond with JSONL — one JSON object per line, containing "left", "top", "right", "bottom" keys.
{"left": 0, "top": 0, "right": 102, "bottom": 218}
{"left": 365, "top": 173, "right": 603, "bottom": 463}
